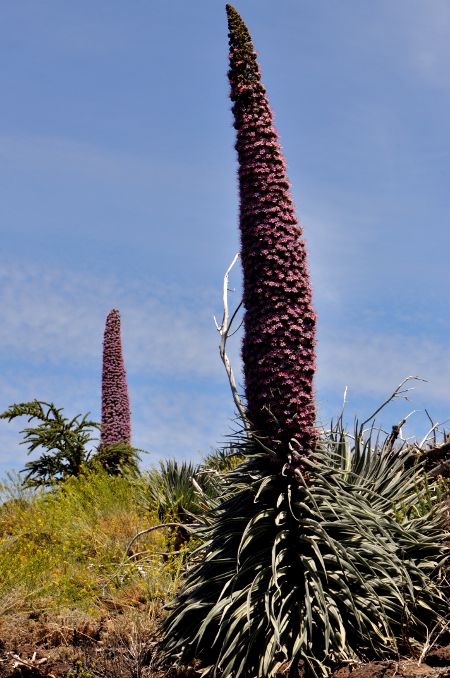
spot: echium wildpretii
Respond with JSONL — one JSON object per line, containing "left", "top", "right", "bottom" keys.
{"left": 100, "top": 309, "right": 131, "bottom": 447}
{"left": 227, "top": 5, "right": 317, "bottom": 458}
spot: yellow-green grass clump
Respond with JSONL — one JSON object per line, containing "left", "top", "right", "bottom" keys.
{"left": 0, "top": 468, "right": 183, "bottom": 617}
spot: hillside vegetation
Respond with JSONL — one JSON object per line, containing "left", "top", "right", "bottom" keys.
{"left": 0, "top": 468, "right": 192, "bottom": 617}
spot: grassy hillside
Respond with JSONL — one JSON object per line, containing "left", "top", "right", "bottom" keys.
{"left": 0, "top": 451, "right": 447, "bottom": 678}
{"left": 0, "top": 469, "right": 184, "bottom": 617}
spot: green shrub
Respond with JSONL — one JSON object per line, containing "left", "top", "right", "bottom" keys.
{"left": 0, "top": 468, "right": 181, "bottom": 614}
{"left": 144, "top": 459, "right": 223, "bottom": 524}
{"left": 0, "top": 401, "right": 99, "bottom": 486}
{"left": 201, "top": 447, "right": 243, "bottom": 474}
{"left": 0, "top": 400, "right": 142, "bottom": 487}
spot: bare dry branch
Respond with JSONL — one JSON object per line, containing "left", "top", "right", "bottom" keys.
{"left": 428, "top": 459, "right": 450, "bottom": 478}
{"left": 125, "top": 522, "right": 194, "bottom": 557}
{"left": 214, "top": 253, "right": 250, "bottom": 430}
{"left": 417, "top": 619, "right": 450, "bottom": 665}
{"left": 420, "top": 440, "right": 450, "bottom": 462}
{"left": 358, "top": 376, "right": 425, "bottom": 435}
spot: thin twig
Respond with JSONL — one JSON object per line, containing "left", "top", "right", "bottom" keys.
{"left": 417, "top": 619, "right": 450, "bottom": 665}
{"left": 228, "top": 317, "right": 244, "bottom": 338}
{"left": 385, "top": 410, "right": 417, "bottom": 454}
{"left": 424, "top": 409, "right": 438, "bottom": 447}
{"left": 128, "top": 548, "right": 188, "bottom": 559}
{"left": 358, "top": 376, "right": 424, "bottom": 436}
{"left": 420, "top": 422, "right": 441, "bottom": 449}
{"left": 340, "top": 386, "right": 348, "bottom": 419}
{"left": 214, "top": 253, "right": 250, "bottom": 429}
{"left": 385, "top": 418, "right": 407, "bottom": 454}
{"left": 11, "top": 653, "right": 48, "bottom": 669}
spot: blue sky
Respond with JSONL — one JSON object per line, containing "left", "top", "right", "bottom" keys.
{"left": 1, "top": 1, "right": 449, "bottom": 473}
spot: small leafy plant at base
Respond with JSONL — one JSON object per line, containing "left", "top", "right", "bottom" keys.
{"left": 201, "top": 447, "right": 244, "bottom": 474}
{"left": 67, "top": 660, "right": 95, "bottom": 678}
{"left": 144, "top": 457, "right": 228, "bottom": 525}
{"left": 141, "top": 458, "right": 227, "bottom": 555}
{"left": 93, "top": 441, "right": 142, "bottom": 477}
{"left": 145, "top": 460, "right": 206, "bottom": 525}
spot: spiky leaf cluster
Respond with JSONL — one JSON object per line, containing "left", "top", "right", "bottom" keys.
{"left": 145, "top": 459, "right": 224, "bottom": 524}
{"left": 101, "top": 309, "right": 131, "bottom": 448}
{"left": 160, "top": 423, "right": 448, "bottom": 677}
{"left": 227, "top": 4, "right": 316, "bottom": 457}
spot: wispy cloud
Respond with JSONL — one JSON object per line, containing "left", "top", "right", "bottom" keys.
{"left": 0, "top": 260, "right": 238, "bottom": 472}
{"left": 132, "top": 384, "right": 237, "bottom": 461}
{"left": 0, "top": 134, "right": 188, "bottom": 188}
{"left": 317, "top": 329, "right": 450, "bottom": 404}
{"left": 0, "top": 261, "right": 224, "bottom": 379}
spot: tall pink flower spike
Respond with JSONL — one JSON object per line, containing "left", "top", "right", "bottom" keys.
{"left": 227, "top": 4, "right": 317, "bottom": 460}
{"left": 100, "top": 309, "right": 131, "bottom": 447}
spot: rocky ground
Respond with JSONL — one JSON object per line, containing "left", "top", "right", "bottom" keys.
{"left": 331, "top": 654, "right": 450, "bottom": 678}
{"left": 0, "top": 611, "right": 161, "bottom": 678}
{"left": 1, "top": 612, "right": 449, "bottom": 678}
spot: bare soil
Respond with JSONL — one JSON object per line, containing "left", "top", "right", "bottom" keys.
{"left": 1, "top": 612, "right": 449, "bottom": 678}
{"left": 331, "top": 656, "right": 450, "bottom": 678}
{"left": 0, "top": 610, "right": 161, "bottom": 677}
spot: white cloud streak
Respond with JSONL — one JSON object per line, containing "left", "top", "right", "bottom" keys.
{"left": 317, "top": 329, "right": 450, "bottom": 405}
{"left": 0, "top": 134, "right": 175, "bottom": 187}
{"left": 0, "top": 259, "right": 449, "bottom": 473}
{"left": 0, "top": 261, "right": 223, "bottom": 379}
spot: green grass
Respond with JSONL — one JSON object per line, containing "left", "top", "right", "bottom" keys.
{"left": 0, "top": 467, "right": 185, "bottom": 616}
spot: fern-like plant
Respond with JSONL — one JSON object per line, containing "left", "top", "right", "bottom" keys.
{"left": 0, "top": 400, "right": 141, "bottom": 486}
{"left": 0, "top": 401, "right": 99, "bottom": 487}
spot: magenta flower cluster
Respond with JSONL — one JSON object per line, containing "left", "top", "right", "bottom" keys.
{"left": 100, "top": 309, "right": 131, "bottom": 448}
{"left": 226, "top": 5, "right": 317, "bottom": 456}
